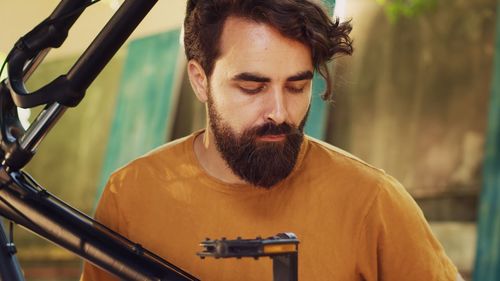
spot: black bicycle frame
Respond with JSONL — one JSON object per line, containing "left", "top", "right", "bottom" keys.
{"left": 0, "top": 0, "right": 198, "bottom": 280}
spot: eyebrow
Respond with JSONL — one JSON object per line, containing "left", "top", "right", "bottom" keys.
{"left": 286, "top": 71, "right": 314, "bottom": 82}
{"left": 232, "top": 72, "right": 270, "bottom": 83}
{"left": 231, "top": 70, "right": 314, "bottom": 83}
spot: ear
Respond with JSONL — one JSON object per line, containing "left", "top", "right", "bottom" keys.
{"left": 187, "top": 59, "right": 209, "bottom": 103}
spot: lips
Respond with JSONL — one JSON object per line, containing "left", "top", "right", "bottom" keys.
{"left": 258, "top": 134, "right": 286, "bottom": 141}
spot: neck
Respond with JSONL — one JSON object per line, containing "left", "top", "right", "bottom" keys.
{"left": 193, "top": 129, "right": 247, "bottom": 185}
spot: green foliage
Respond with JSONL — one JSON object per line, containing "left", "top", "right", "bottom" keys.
{"left": 376, "top": 0, "right": 437, "bottom": 22}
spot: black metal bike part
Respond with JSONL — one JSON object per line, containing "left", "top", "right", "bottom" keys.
{"left": 0, "top": 81, "right": 41, "bottom": 174}
{"left": 0, "top": 168, "right": 198, "bottom": 281}
{"left": 6, "top": 0, "right": 93, "bottom": 108}
{"left": 1, "top": 0, "right": 160, "bottom": 172}
{"left": 272, "top": 252, "right": 298, "bottom": 281}
{"left": 0, "top": 218, "right": 23, "bottom": 281}
{"left": 0, "top": 0, "right": 91, "bottom": 171}
{"left": 198, "top": 233, "right": 299, "bottom": 281}
{"left": 7, "top": 0, "right": 156, "bottom": 108}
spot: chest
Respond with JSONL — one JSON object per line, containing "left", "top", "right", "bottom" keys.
{"left": 122, "top": 188, "right": 362, "bottom": 281}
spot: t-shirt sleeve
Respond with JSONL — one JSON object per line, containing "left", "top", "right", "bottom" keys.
{"left": 80, "top": 176, "right": 123, "bottom": 281}
{"left": 356, "top": 174, "right": 458, "bottom": 281}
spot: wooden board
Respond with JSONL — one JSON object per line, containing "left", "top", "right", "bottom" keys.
{"left": 304, "top": 0, "right": 336, "bottom": 140}
{"left": 97, "top": 28, "right": 185, "bottom": 198}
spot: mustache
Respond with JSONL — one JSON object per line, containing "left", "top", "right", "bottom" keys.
{"left": 254, "top": 122, "right": 301, "bottom": 137}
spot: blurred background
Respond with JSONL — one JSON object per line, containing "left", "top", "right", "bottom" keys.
{"left": 0, "top": 0, "right": 498, "bottom": 280}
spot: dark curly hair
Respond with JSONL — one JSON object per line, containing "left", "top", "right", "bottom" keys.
{"left": 184, "top": 0, "right": 353, "bottom": 101}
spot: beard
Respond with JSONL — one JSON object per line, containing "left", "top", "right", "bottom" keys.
{"left": 207, "top": 93, "right": 308, "bottom": 189}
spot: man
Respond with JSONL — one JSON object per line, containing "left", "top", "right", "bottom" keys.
{"left": 82, "top": 0, "right": 462, "bottom": 280}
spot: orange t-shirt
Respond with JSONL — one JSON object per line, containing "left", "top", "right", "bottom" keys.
{"left": 81, "top": 131, "right": 457, "bottom": 280}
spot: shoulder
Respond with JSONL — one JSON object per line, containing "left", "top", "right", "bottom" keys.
{"left": 305, "top": 136, "right": 382, "bottom": 171}
{"left": 303, "top": 136, "right": 391, "bottom": 189}
{"left": 301, "top": 136, "right": 420, "bottom": 217}
{"left": 140, "top": 133, "right": 194, "bottom": 163}
{"left": 298, "top": 136, "right": 409, "bottom": 215}
{"left": 107, "top": 133, "right": 196, "bottom": 188}
{"left": 305, "top": 136, "right": 365, "bottom": 163}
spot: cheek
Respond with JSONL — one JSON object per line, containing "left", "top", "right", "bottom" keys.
{"left": 211, "top": 85, "right": 263, "bottom": 131}
{"left": 287, "top": 92, "right": 312, "bottom": 125}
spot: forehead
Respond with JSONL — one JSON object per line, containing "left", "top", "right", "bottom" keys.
{"left": 213, "top": 16, "right": 313, "bottom": 80}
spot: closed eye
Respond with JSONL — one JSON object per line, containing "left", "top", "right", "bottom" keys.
{"left": 239, "top": 86, "right": 266, "bottom": 94}
{"left": 238, "top": 82, "right": 267, "bottom": 95}
{"left": 286, "top": 86, "right": 305, "bottom": 94}
{"left": 286, "top": 81, "right": 309, "bottom": 94}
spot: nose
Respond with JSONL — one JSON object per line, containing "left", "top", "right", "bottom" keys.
{"left": 266, "top": 87, "right": 288, "bottom": 125}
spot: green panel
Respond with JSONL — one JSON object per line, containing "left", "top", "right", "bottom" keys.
{"left": 304, "top": 0, "right": 335, "bottom": 140}
{"left": 97, "top": 29, "right": 183, "bottom": 198}
{"left": 305, "top": 74, "right": 327, "bottom": 139}
{"left": 474, "top": 1, "right": 500, "bottom": 280}
{"left": 324, "top": 0, "right": 336, "bottom": 13}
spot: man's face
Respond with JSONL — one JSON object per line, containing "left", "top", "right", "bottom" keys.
{"left": 204, "top": 17, "right": 313, "bottom": 188}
